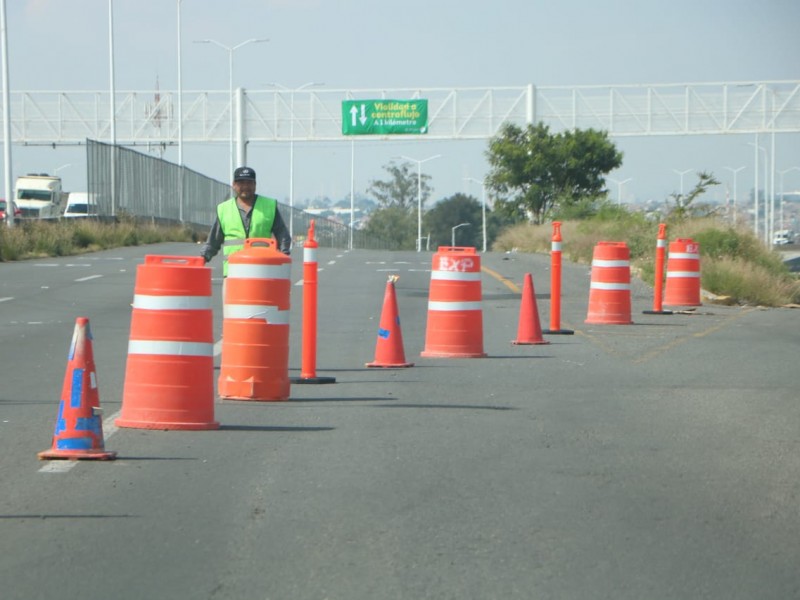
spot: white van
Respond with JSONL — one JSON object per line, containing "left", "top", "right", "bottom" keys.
{"left": 63, "top": 192, "right": 97, "bottom": 218}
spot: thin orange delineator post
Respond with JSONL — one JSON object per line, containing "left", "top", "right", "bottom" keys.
{"left": 643, "top": 223, "right": 673, "bottom": 315}
{"left": 542, "top": 222, "right": 574, "bottom": 335}
{"left": 290, "top": 220, "right": 335, "bottom": 384}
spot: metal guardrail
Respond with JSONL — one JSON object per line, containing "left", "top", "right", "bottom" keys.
{"left": 86, "top": 140, "right": 396, "bottom": 250}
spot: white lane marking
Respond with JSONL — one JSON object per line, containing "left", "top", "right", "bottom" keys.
{"left": 38, "top": 461, "right": 75, "bottom": 474}
{"left": 38, "top": 410, "right": 121, "bottom": 474}
{"left": 214, "top": 339, "right": 222, "bottom": 356}
{"left": 75, "top": 275, "right": 103, "bottom": 282}
{"left": 294, "top": 279, "right": 303, "bottom": 286}
{"left": 376, "top": 269, "right": 401, "bottom": 272}
{"left": 0, "top": 297, "right": 13, "bottom": 303}
{"left": 65, "top": 264, "right": 91, "bottom": 268}
{"left": 327, "top": 260, "right": 336, "bottom": 265}
{"left": 33, "top": 264, "right": 59, "bottom": 267}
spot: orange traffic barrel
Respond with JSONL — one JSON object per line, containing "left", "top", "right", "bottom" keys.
{"left": 664, "top": 238, "right": 701, "bottom": 307}
{"left": 585, "top": 241, "right": 632, "bottom": 325}
{"left": 421, "top": 246, "right": 486, "bottom": 358}
{"left": 116, "top": 255, "right": 218, "bottom": 430}
{"left": 219, "top": 238, "right": 292, "bottom": 401}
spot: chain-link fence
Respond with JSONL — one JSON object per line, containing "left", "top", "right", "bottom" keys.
{"left": 86, "top": 139, "right": 395, "bottom": 249}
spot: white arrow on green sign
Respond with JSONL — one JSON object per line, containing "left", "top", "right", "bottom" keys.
{"left": 341, "top": 99, "right": 428, "bottom": 135}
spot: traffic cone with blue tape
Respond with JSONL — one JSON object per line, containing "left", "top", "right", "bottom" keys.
{"left": 38, "top": 317, "right": 116, "bottom": 460}
{"left": 366, "top": 275, "right": 413, "bottom": 368}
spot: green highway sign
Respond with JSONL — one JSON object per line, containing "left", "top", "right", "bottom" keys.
{"left": 341, "top": 99, "right": 428, "bottom": 135}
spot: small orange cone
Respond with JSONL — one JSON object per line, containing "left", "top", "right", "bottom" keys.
{"left": 39, "top": 317, "right": 116, "bottom": 461}
{"left": 512, "top": 273, "right": 549, "bottom": 345}
{"left": 366, "top": 276, "right": 413, "bottom": 368}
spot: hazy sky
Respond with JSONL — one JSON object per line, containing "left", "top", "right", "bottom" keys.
{"left": 5, "top": 0, "right": 800, "bottom": 206}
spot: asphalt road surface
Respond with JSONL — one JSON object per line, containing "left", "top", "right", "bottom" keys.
{"left": 1, "top": 243, "right": 798, "bottom": 600}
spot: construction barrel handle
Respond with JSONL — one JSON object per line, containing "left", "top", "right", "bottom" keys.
{"left": 244, "top": 238, "right": 277, "bottom": 249}
{"left": 145, "top": 255, "right": 205, "bottom": 267}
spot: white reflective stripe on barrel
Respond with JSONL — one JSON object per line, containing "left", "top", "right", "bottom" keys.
{"left": 551, "top": 241, "right": 562, "bottom": 251}
{"left": 589, "top": 281, "right": 630, "bottom": 290}
{"left": 428, "top": 300, "right": 482, "bottom": 311}
{"left": 133, "top": 294, "right": 212, "bottom": 310}
{"left": 127, "top": 340, "right": 213, "bottom": 356}
{"left": 227, "top": 263, "right": 291, "bottom": 280}
{"left": 304, "top": 247, "right": 317, "bottom": 263}
{"left": 592, "top": 259, "right": 630, "bottom": 268}
{"left": 223, "top": 304, "right": 290, "bottom": 324}
{"left": 431, "top": 271, "right": 482, "bottom": 281}
{"left": 666, "top": 271, "right": 701, "bottom": 278}
{"left": 669, "top": 252, "right": 699, "bottom": 260}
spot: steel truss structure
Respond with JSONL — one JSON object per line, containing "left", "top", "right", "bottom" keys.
{"left": 6, "top": 80, "right": 800, "bottom": 148}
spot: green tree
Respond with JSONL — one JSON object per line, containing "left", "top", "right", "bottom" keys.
{"left": 362, "top": 205, "right": 417, "bottom": 250}
{"left": 423, "top": 193, "right": 480, "bottom": 249}
{"left": 486, "top": 122, "right": 623, "bottom": 225}
{"left": 367, "top": 160, "right": 432, "bottom": 210}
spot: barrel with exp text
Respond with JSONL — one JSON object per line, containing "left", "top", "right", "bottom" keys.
{"left": 421, "top": 246, "right": 486, "bottom": 358}
{"left": 664, "top": 238, "right": 702, "bottom": 307}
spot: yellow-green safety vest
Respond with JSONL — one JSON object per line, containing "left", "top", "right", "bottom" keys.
{"left": 218, "top": 195, "right": 277, "bottom": 276}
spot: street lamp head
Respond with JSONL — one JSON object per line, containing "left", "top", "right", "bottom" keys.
{"left": 395, "top": 154, "right": 442, "bottom": 165}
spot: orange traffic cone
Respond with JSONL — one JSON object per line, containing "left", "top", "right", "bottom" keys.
{"left": 39, "top": 317, "right": 116, "bottom": 461}
{"left": 367, "top": 276, "right": 413, "bottom": 368}
{"left": 512, "top": 273, "right": 549, "bottom": 345}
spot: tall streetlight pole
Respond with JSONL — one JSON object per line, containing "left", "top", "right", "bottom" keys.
{"left": 176, "top": 0, "right": 183, "bottom": 167}
{"left": 0, "top": 0, "right": 11, "bottom": 228}
{"left": 176, "top": 0, "right": 184, "bottom": 222}
{"left": 195, "top": 38, "right": 268, "bottom": 177}
{"left": 397, "top": 154, "right": 441, "bottom": 252}
{"left": 108, "top": 0, "right": 117, "bottom": 217}
{"left": 724, "top": 166, "right": 745, "bottom": 225}
{"left": 748, "top": 141, "right": 768, "bottom": 243}
{"left": 778, "top": 167, "right": 800, "bottom": 233}
{"left": 607, "top": 177, "right": 632, "bottom": 205}
{"left": 466, "top": 177, "right": 487, "bottom": 252}
{"left": 672, "top": 169, "right": 692, "bottom": 196}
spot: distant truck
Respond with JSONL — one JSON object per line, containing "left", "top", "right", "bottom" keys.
{"left": 14, "top": 174, "right": 67, "bottom": 219}
{"left": 772, "top": 229, "right": 794, "bottom": 246}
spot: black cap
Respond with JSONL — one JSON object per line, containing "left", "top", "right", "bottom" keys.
{"left": 233, "top": 166, "right": 256, "bottom": 181}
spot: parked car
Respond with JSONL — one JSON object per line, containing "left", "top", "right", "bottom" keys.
{"left": 0, "top": 198, "right": 21, "bottom": 222}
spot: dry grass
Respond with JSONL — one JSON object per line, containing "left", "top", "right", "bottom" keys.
{"left": 492, "top": 217, "right": 800, "bottom": 307}
{"left": 0, "top": 218, "right": 198, "bottom": 262}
